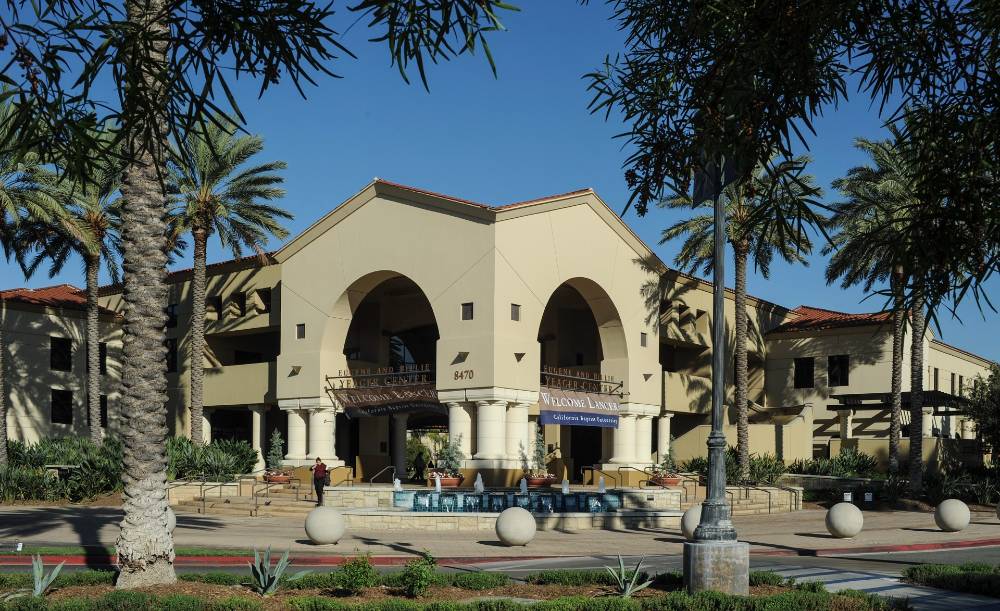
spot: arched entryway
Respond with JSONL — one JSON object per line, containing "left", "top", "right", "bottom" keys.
{"left": 537, "top": 278, "right": 629, "bottom": 483}
{"left": 326, "top": 273, "right": 444, "bottom": 482}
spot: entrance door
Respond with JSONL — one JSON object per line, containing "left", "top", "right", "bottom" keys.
{"left": 569, "top": 426, "right": 603, "bottom": 483}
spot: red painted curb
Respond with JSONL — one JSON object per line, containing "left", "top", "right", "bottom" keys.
{"left": 0, "top": 554, "right": 549, "bottom": 567}
{"left": 750, "top": 537, "right": 1000, "bottom": 557}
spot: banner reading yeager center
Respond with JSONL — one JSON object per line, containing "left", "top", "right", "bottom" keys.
{"left": 538, "top": 386, "right": 620, "bottom": 428}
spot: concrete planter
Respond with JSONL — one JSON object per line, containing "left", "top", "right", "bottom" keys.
{"left": 526, "top": 476, "right": 557, "bottom": 488}
{"left": 264, "top": 473, "right": 291, "bottom": 484}
{"left": 428, "top": 475, "right": 464, "bottom": 488}
{"left": 651, "top": 475, "right": 682, "bottom": 487}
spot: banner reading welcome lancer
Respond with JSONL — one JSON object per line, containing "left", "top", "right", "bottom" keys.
{"left": 331, "top": 383, "right": 446, "bottom": 418}
{"left": 538, "top": 386, "right": 621, "bottom": 428}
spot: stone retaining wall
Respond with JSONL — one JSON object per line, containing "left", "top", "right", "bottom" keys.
{"left": 341, "top": 509, "right": 682, "bottom": 532}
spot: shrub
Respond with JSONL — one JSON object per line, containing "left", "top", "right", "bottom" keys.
{"left": 788, "top": 447, "right": 880, "bottom": 479}
{"left": 748, "top": 570, "right": 784, "bottom": 586}
{"left": 680, "top": 448, "right": 786, "bottom": 485}
{"left": 167, "top": 437, "right": 258, "bottom": 481}
{"left": 524, "top": 569, "right": 649, "bottom": 587}
{"left": 903, "top": 562, "right": 1000, "bottom": 597}
{"left": 335, "top": 555, "right": 380, "bottom": 594}
{"left": 399, "top": 553, "right": 437, "bottom": 598}
{"left": 448, "top": 571, "right": 510, "bottom": 590}
{"left": 0, "top": 438, "right": 124, "bottom": 502}
{"left": 179, "top": 572, "right": 243, "bottom": 586}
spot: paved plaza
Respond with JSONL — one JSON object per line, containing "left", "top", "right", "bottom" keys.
{"left": 0, "top": 505, "right": 998, "bottom": 558}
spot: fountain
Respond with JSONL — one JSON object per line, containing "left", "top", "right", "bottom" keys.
{"left": 393, "top": 478, "right": 402, "bottom": 492}
{"left": 474, "top": 473, "right": 485, "bottom": 494}
{"left": 598, "top": 476, "right": 606, "bottom": 493}
{"left": 519, "top": 478, "right": 528, "bottom": 494}
{"left": 561, "top": 479, "right": 570, "bottom": 495}
{"left": 434, "top": 476, "right": 442, "bottom": 494}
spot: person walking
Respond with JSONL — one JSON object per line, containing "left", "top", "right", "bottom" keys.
{"left": 310, "top": 457, "right": 328, "bottom": 506}
{"left": 413, "top": 451, "right": 427, "bottom": 482}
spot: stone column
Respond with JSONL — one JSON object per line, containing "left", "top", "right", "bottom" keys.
{"left": 839, "top": 409, "right": 854, "bottom": 440}
{"left": 447, "top": 402, "right": 473, "bottom": 460}
{"left": 610, "top": 413, "right": 637, "bottom": 464}
{"left": 201, "top": 411, "right": 212, "bottom": 444}
{"left": 391, "top": 413, "right": 409, "bottom": 479}
{"left": 474, "top": 400, "right": 507, "bottom": 460}
{"left": 657, "top": 414, "right": 673, "bottom": 462}
{"left": 505, "top": 402, "right": 530, "bottom": 463}
{"left": 250, "top": 405, "right": 266, "bottom": 472}
{"left": 921, "top": 407, "right": 934, "bottom": 437}
{"left": 307, "top": 408, "right": 335, "bottom": 461}
{"left": 285, "top": 409, "right": 308, "bottom": 462}
{"left": 635, "top": 416, "right": 653, "bottom": 464}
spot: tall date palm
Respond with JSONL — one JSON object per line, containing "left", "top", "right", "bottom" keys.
{"left": 660, "top": 155, "right": 824, "bottom": 481}
{"left": 825, "top": 130, "right": 917, "bottom": 475}
{"left": 169, "top": 121, "right": 290, "bottom": 446}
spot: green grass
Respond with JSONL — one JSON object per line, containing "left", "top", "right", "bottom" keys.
{"left": 902, "top": 562, "right": 1000, "bottom": 597}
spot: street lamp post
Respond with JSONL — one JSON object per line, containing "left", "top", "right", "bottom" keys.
{"left": 683, "top": 157, "right": 750, "bottom": 595}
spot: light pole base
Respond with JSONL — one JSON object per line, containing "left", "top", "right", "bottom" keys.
{"left": 683, "top": 540, "right": 749, "bottom": 595}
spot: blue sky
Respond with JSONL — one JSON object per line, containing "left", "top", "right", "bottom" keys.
{"left": 3, "top": 1, "right": 997, "bottom": 360}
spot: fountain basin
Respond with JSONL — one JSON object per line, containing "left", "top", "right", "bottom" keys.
{"left": 394, "top": 489, "right": 624, "bottom": 513}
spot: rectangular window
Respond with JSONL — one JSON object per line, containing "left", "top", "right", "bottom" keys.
{"left": 794, "top": 357, "right": 815, "bottom": 389}
{"left": 50, "top": 389, "right": 73, "bottom": 425}
{"left": 89, "top": 395, "right": 109, "bottom": 428}
{"left": 461, "top": 302, "right": 473, "bottom": 321}
{"left": 165, "top": 303, "right": 178, "bottom": 328}
{"left": 50, "top": 337, "right": 72, "bottom": 372}
{"left": 256, "top": 288, "right": 272, "bottom": 313}
{"left": 165, "top": 338, "right": 178, "bottom": 373}
{"left": 933, "top": 367, "right": 940, "bottom": 391}
{"left": 296, "top": 323, "right": 306, "bottom": 339}
{"left": 510, "top": 303, "right": 520, "bottom": 321}
{"left": 234, "top": 292, "right": 247, "bottom": 317}
{"left": 640, "top": 332, "right": 648, "bottom": 347}
{"left": 827, "top": 355, "right": 850, "bottom": 387}
{"left": 99, "top": 342, "right": 108, "bottom": 375}
{"left": 959, "top": 375, "right": 965, "bottom": 397}
{"left": 951, "top": 372, "right": 956, "bottom": 395}
{"left": 207, "top": 296, "right": 222, "bottom": 319}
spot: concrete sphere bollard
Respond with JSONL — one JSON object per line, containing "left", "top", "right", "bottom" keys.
{"left": 825, "top": 502, "right": 864, "bottom": 538}
{"left": 166, "top": 507, "right": 176, "bottom": 533}
{"left": 304, "top": 507, "right": 346, "bottom": 545}
{"left": 935, "top": 499, "right": 971, "bottom": 532}
{"left": 681, "top": 504, "right": 702, "bottom": 540}
{"left": 495, "top": 507, "right": 536, "bottom": 546}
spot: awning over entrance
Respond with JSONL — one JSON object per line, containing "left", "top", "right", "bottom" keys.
{"left": 538, "top": 367, "right": 623, "bottom": 428}
{"left": 326, "top": 365, "right": 446, "bottom": 418}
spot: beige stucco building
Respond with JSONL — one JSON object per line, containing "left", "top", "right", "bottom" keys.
{"left": 1, "top": 285, "right": 122, "bottom": 443}
{"left": 3, "top": 180, "right": 993, "bottom": 484}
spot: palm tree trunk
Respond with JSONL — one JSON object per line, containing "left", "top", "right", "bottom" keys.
{"left": 908, "top": 291, "right": 927, "bottom": 495}
{"left": 888, "top": 278, "right": 905, "bottom": 474}
{"left": 189, "top": 229, "right": 207, "bottom": 445}
{"left": 115, "top": 0, "right": 176, "bottom": 588}
{"left": 0, "top": 299, "right": 7, "bottom": 465}
{"left": 86, "top": 255, "right": 102, "bottom": 445}
{"left": 733, "top": 242, "right": 749, "bottom": 482}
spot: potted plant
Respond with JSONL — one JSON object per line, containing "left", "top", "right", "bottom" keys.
{"left": 524, "top": 427, "right": 557, "bottom": 487}
{"left": 264, "top": 429, "right": 292, "bottom": 484}
{"left": 650, "top": 437, "right": 681, "bottom": 487}
{"left": 428, "top": 435, "right": 465, "bottom": 488}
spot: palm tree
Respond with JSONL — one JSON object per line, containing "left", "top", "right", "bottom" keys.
{"left": 19, "top": 133, "right": 124, "bottom": 445}
{"left": 0, "top": 102, "right": 63, "bottom": 466}
{"left": 169, "top": 120, "right": 290, "bottom": 446}
{"left": 825, "top": 127, "right": 939, "bottom": 492}
{"left": 825, "top": 131, "right": 917, "bottom": 475}
{"left": 660, "top": 155, "right": 824, "bottom": 481}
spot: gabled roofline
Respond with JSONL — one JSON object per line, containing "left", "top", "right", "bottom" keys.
{"left": 930, "top": 338, "right": 996, "bottom": 369}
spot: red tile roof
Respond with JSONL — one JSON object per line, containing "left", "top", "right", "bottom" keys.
{"left": 767, "top": 305, "right": 892, "bottom": 334}
{"left": 0, "top": 283, "right": 117, "bottom": 317}
{"left": 376, "top": 179, "right": 591, "bottom": 211}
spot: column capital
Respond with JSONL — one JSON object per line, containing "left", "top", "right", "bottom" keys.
{"left": 475, "top": 399, "right": 508, "bottom": 408}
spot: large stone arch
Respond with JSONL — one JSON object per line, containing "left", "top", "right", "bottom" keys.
{"left": 537, "top": 276, "right": 630, "bottom": 386}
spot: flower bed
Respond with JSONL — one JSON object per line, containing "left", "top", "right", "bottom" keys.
{"left": 0, "top": 565, "right": 907, "bottom": 610}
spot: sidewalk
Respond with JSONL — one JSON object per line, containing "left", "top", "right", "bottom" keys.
{"left": 0, "top": 505, "right": 998, "bottom": 559}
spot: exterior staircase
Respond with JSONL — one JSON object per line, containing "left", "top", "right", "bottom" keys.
{"left": 678, "top": 485, "right": 801, "bottom": 516}
{"left": 175, "top": 483, "right": 322, "bottom": 518}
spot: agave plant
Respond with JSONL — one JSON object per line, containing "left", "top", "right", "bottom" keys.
{"left": 1, "top": 555, "right": 64, "bottom": 600}
{"left": 246, "top": 547, "right": 310, "bottom": 596}
{"left": 605, "top": 555, "right": 653, "bottom": 598}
